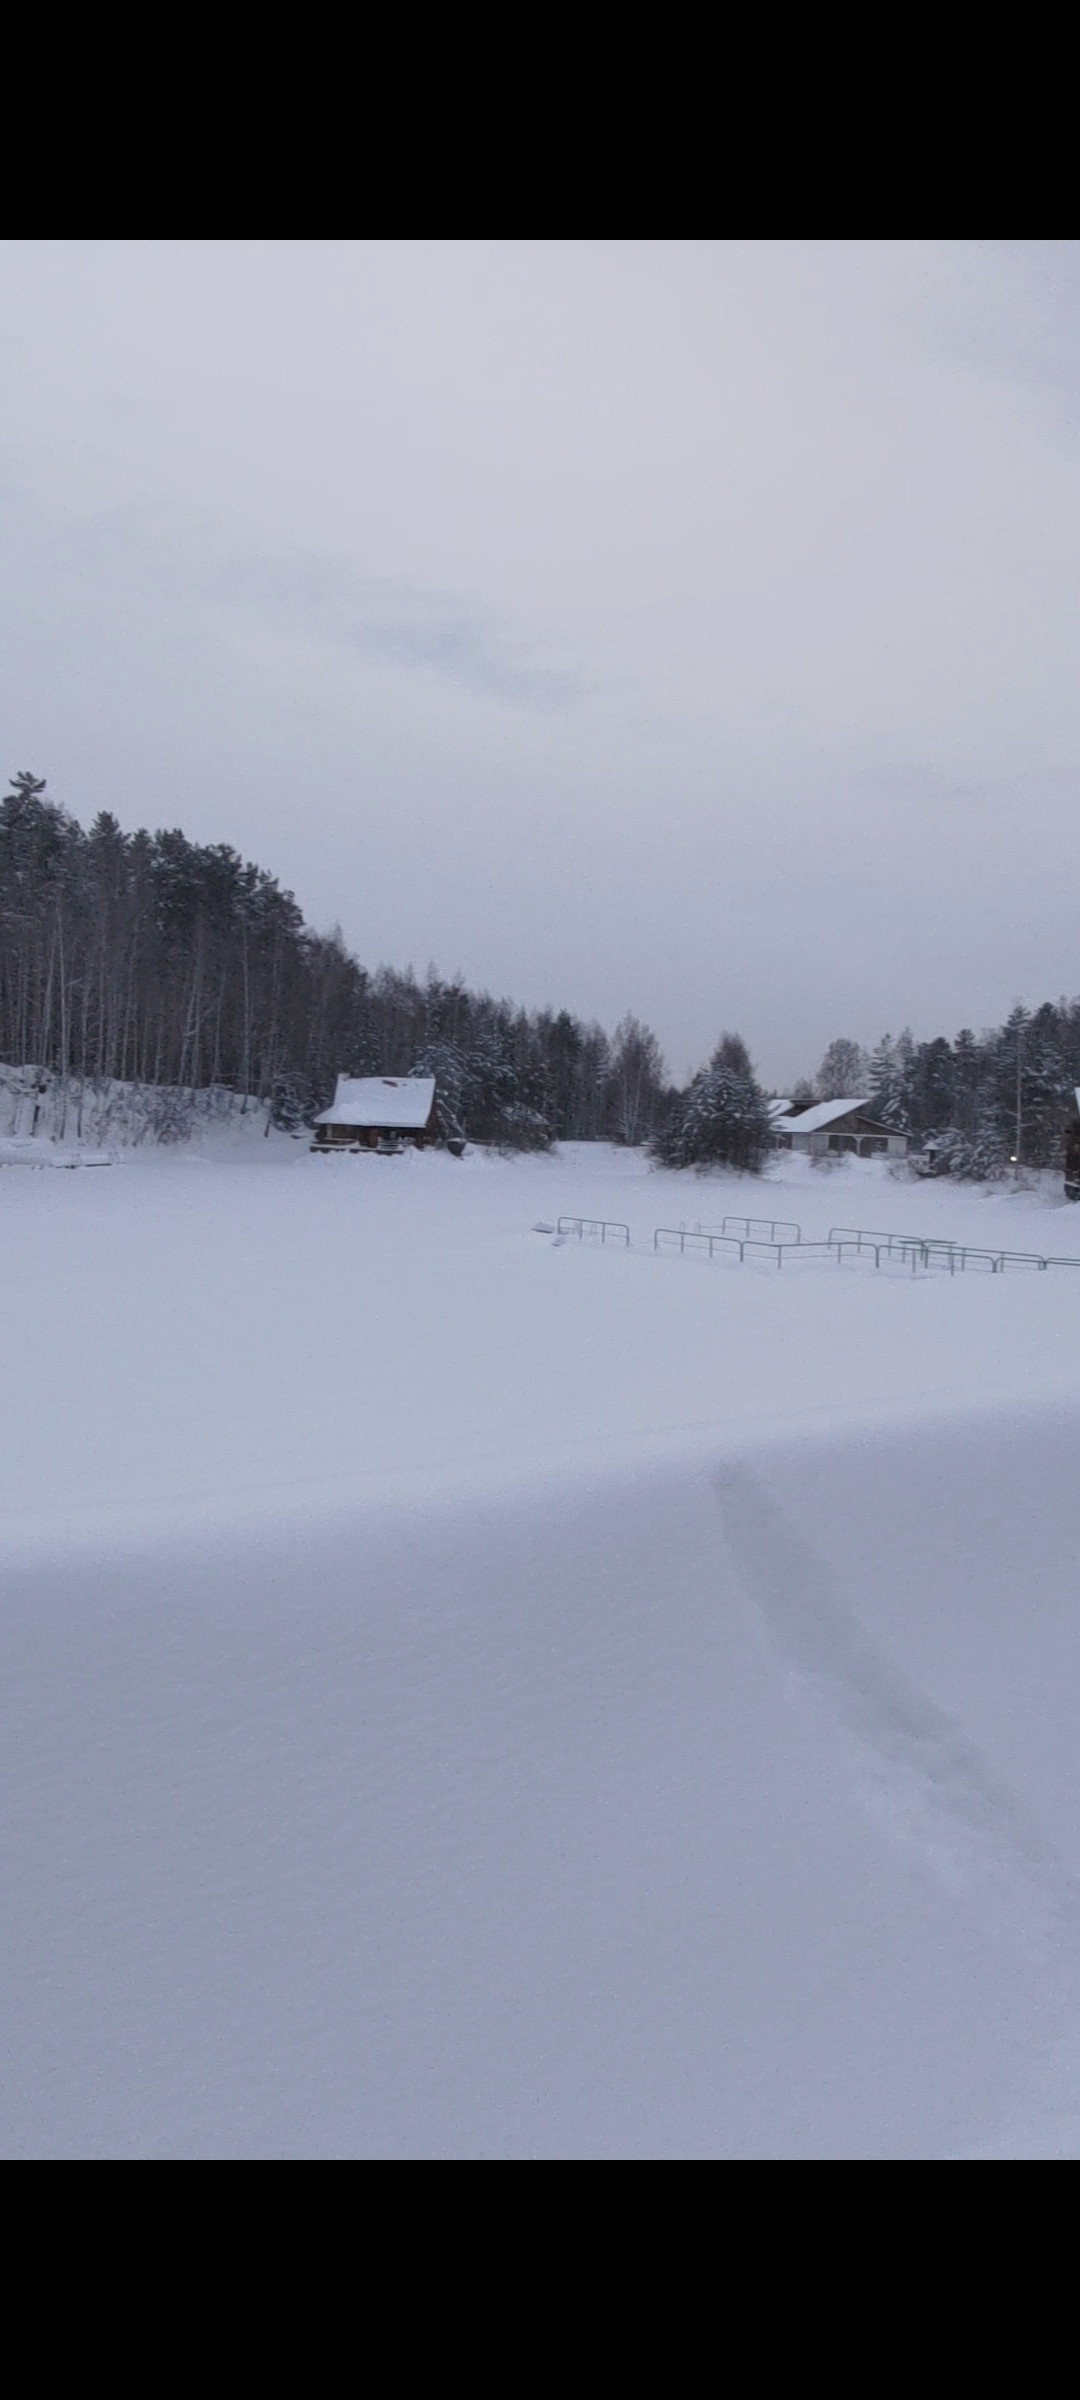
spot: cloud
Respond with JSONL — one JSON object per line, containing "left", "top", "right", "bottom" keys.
{"left": 0, "top": 453, "right": 585, "bottom": 713}
{"left": 214, "top": 549, "right": 585, "bottom": 709}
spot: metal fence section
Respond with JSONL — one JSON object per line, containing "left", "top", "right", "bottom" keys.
{"left": 829, "top": 1225, "right": 950, "bottom": 1253}
{"left": 653, "top": 1227, "right": 744, "bottom": 1262}
{"left": 555, "top": 1215, "right": 1080, "bottom": 1276}
{"left": 828, "top": 1238, "right": 912, "bottom": 1272}
{"left": 649, "top": 1218, "right": 1080, "bottom": 1277}
{"left": 656, "top": 1229, "right": 853, "bottom": 1270}
{"left": 829, "top": 1228, "right": 941, "bottom": 1270}
{"left": 719, "top": 1214, "right": 802, "bottom": 1244}
{"left": 556, "top": 1215, "right": 631, "bottom": 1247}
{"left": 827, "top": 1225, "right": 1080, "bottom": 1275}
{"left": 740, "top": 1239, "right": 836, "bottom": 1269}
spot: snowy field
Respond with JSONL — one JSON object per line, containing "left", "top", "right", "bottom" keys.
{"left": 4, "top": 1130, "right": 1080, "bottom": 2156}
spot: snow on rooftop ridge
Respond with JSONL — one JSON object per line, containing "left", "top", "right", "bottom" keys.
{"left": 772, "top": 1095, "right": 877, "bottom": 1135}
{"left": 314, "top": 1075, "right": 436, "bottom": 1129}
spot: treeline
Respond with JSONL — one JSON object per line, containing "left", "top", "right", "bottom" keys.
{"left": 8, "top": 768, "right": 1074, "bottom": 1172}
{"left": 0, "top": 773, "right": 670, "bottom": 1148}
{"left": 807, "top": 1011, "right": 1080, "bottom": 1173}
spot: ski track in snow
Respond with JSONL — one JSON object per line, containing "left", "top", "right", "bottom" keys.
{"left": 717, "top": 1465, "right": 1080, "bottom": 1974}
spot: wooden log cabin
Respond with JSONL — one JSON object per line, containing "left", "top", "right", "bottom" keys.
{"left": 311, "top": 1075, "right": 439, "bottom": 1153}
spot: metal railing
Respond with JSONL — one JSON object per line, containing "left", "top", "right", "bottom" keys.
{"left": 828, "top": 1225, "right": 1080, "bottom": 1275}
{"left": 741, "top": 1239, "right": 837, "bottom": 1269}
{"left": 719, "top": 1214, "right": 802, "bottom": 1244}
{"left": 828, "top": 1238, "right": 913, "bottom": 1271}
{"left": 829, "top": 1225, "right": 950, "bottom": 1252}
{"left": 654, "top": 1227, "right": 744, "bottom": 1262}
{"left": 655, "top": 1229, "right": 840, "bottom": 1269}
{"left": 829, "top": 1228, "right": 947, "bottom": 1271}
{"left": 650, "top": 1219, "right": 1080, "bottom": 1277}
{"left": 556, "top": 1215, "right": 631, "bottom": 1247}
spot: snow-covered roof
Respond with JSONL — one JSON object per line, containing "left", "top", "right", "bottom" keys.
{"left": 314, "top": 1076, "right": 436, "bottom": 1129}
{"left": 767, "top": 1097, "right": 793, "bottom": 1120}
{"left": 772, "top": 1096, "right": 877, "bottom": 1135}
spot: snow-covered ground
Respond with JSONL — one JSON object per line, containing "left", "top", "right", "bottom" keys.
{"left": 3, "top": 1134, "right": 1080, "bottom": 2155}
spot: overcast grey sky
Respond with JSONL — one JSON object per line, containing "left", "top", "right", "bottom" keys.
{"left": 2, "top": 239, "right": 1079, "bottom": 1086}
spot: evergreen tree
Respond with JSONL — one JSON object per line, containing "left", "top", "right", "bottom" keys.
{"left": 653, "top": 1033, "right": 772, "bottom": 1173}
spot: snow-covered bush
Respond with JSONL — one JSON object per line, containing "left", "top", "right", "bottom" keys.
{"left": 910, "top": 1125, "right": 1010, "bottom": 1181}
{"left": 494, "top": 1103, "right": 553, "bottom": 1154}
